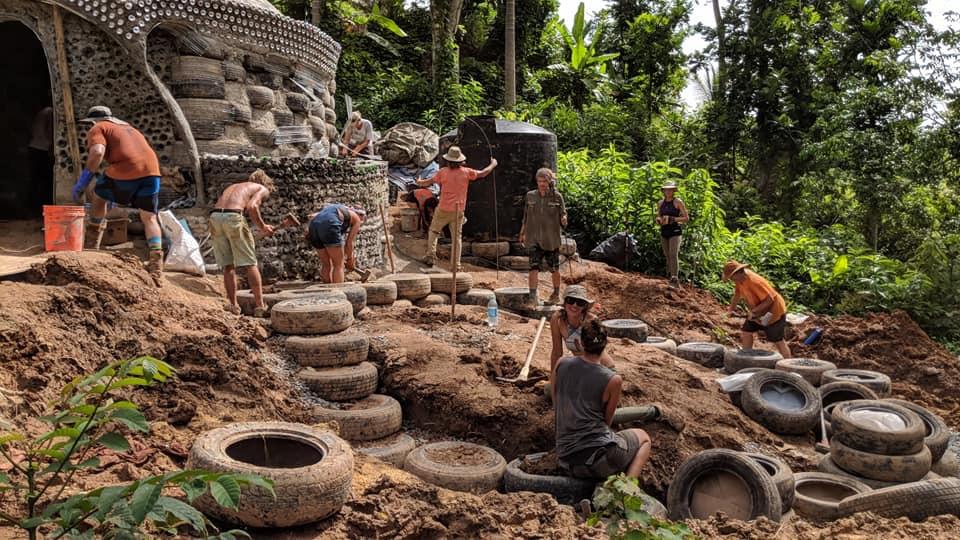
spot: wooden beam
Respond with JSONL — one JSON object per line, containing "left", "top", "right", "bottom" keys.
{"left": 52, "top": 5, "right": 83, "bottom": 188}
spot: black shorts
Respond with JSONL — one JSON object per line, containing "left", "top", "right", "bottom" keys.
{"left": 528, "top": 246, "right": 560, "bottom": 272}
{"left": 560, "top": 430, "right": 641, "bottom": 480}
{"left": 742, "top": 314, "right": 787, "bottom": 342}
{"left": 93, "top": 175, "right": 160, "bottom": 214}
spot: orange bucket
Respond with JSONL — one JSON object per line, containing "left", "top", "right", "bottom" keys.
{"left": 43, "top": 205, "right": 86, "bottom": 252}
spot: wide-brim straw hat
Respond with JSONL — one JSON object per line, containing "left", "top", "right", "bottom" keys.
{"left": 661, "top": 181, "right": 679, "bottom": 190}
{"left": 443, "top": 145, "right": 468, "bottom": 163}
{"left": 722, "top": 260, "right": 750, "bottom": 281}
{"left": 564, "top": 284, "right": 595, "bottom": 305}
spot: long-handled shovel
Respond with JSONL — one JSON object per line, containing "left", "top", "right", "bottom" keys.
{"left": 498, "top": 316, "right": 548, "bottom": 385}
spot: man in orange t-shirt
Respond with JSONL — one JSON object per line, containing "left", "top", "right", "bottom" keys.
{"left": 723, "top": 260, "right": 791, "bottom": 358}
{"left": 415, "top": 146, "right": 497, "bottom": 270}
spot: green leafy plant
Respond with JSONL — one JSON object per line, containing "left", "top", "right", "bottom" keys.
{"left": 0, "top": 356, "right": 273, "bottom": 539}
{"left": 588, "top": 474, "right": 695, "bottom": 540}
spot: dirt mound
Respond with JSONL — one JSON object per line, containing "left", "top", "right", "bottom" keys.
{"left": 688, "top": 511, "right": 960, "bottom": 539}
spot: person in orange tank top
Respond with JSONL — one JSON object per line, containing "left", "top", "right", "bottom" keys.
{"left": 723, "top": 261, "right": 791, "bottom": 358}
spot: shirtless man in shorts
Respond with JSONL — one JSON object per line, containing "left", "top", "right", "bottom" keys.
{"left": 209, "top": 169, "right": 276, "bottom": 315}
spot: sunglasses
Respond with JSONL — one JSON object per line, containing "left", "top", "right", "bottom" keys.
{"left": 564, "top": 297, "right": 588, "bottom": 307}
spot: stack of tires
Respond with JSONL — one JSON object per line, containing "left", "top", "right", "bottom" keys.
{"left": 418, "top": 272, "right": 473, "bottom": 307}
{"left": 378, "top": 273, "right": 432, "bottom": 309}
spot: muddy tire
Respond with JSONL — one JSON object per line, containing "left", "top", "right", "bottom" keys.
{"left": 355, "top": 433, "right": 417, "bottom": 468}
{"left": 187, "top": 422, "right": 353, "bottom": 528}
{"left": 642, "top": 336, "right": 677, "bottom": 355}
{"left": 236, "top": 290, "right": 285, "bottom": 316}
{"left": 380, "top": 274, "right": 432, "bottom": 300}
{"left": 457, "top": 288, "right": 496, "bottom": 306}
{"left": 601, "top": 319, "right": 649, "bottom": 343}
{"left": 883, "top": 399, "right": 951, "bottom": 463}
{"left": 285, "top": 331, "right": 369, "bottom": 368}
{"left": 297, "top": 362, "right": 378, "bottom": 401}
{"left": 311, "top": 394, "right": 401, "bottom": 442}
{"left": 273, "top": 280, "right": 314, "bottom": 291}
{"left": 499, "top": 255, "right": 531, "bottom": 271}
{"left": 362, "top": 281, "right": 398, "bottom": 305}
{"left": 278, "top": 289, "right": 348, "bottom": 302}
{"left": 728, "top": 368, "right": 770, "bottom": 409}
{"left": 821, "top": 369, "right": 891, "bottom": 398}
{"left": 816, "top": 454, "right": 940, "bottom": 489}
{"left": 932, "top": 448, "right": 960, "bottom": 478}
{"left": 223, "top": 60, "right": 246, "bottom": 82}
{"left": 791, "top": 472, "right": 872, "bottom": 521}
{"left": 404, "top": 441, "right": 507, "bottom": 494}
{"left": 830, "top": 438, "right": 932, "bottom": 483}
{"left": 176, "top": 98, "right": 233, "bottom": 140}
{"left": 666, "top": 448, "right": 782, "bottom": 522}
{"left": 272, "top": 109, "right": 294, "bottom": 127}
{"left": 249, "top": 127, "right": 277, "bottom": 147}
{"left": 819, "top": 381, "right": 879, "bottom": 409}
{"left": 494, "top": 287, "right": 533, "bottom": 312}
{"left": 271, "top": 296, "right": 354, "bottom": 335}
{"left": 741, "top": 370, "right": 820, "bottom": 435}
{"left": 429, "top": 272, "right": 474, "bottom": 294}
{"left": 724, "top": 348, "right": 783, "bottom": 374}
{"left": 416, "top": 293, "right": 450, "bottom": 307}
{"left": 676, "top": 342, "right": 725, "bottom": 368}
{"left": 503, "top": 452, "right": 596, "bottom": 505}
{"left": 306, "top": 284, "right": 367, "bottom": 315}
{"left": 831, "top": 400, "right": 926, "bottom": 456}
{"left": 745, "top": 453, "right": 796, "bottom": 511}
{"left": 286, "top": 92, "right": 311, "bottom": 113}
{"left": 837, "top": 478, "right": 960, "bottom": 521}
{"left": 472, "top": 241, "right": 510, "bottom": 260}
{"left": 775, "top": 358, "right": 837, "bottom": 387}
{"left": 524, "top": 304, "right": 562, "bottom": 320}
{"left": 171, "top": 56, "right": 226, "bottom": 99}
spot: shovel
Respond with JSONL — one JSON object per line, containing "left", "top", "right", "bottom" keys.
{"left": 498, "top": 316, "right": 548, "bottom": 385}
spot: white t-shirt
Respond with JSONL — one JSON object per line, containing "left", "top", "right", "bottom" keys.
{"left": 343, "top": 119, "right": 374, "bottom": 148}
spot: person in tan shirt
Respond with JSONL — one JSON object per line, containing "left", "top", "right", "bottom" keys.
{"left": 210, "top": 170, "right": 276, "bottom": 315}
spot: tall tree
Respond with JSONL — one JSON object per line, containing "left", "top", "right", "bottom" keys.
{"left": 505, "top": 0, "right": 517, "bottom": 109}
{"left": 431, "top": 0, "right": 466, "bottom": 90}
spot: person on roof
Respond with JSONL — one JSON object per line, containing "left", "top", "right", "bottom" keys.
{"left": 520, "top": 168, "right": 567, "bottom": 306}
{"left": 306, "top": 204, "right": 366, "bottom": 283}
{"left": 723, "top": 260, "right": 792, "bottom": 358}
{"left": 554, "top": 319, "right": 652, "bottom": 480}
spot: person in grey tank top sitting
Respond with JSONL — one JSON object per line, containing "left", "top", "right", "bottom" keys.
{"left": 554, "top": 320, "right": 652, "bottom": 480}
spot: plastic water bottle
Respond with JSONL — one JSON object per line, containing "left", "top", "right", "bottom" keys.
{"left": 487, "top": 296, "right": 499, "bottom": 327}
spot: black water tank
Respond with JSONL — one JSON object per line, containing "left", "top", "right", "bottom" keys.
{"left": 441, "top": 116, "right": 558, "bottom": 241}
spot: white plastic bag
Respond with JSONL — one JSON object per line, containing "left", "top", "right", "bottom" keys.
{"left": 158, "top": 210, "right": 205, "bottom": 276}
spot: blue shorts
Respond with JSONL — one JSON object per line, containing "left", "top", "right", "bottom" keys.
{"left": 308, "top": 206, "right": 347, "bottom": 249}
{"left": 94, "top": 175, "right": 160, "bottom": 214}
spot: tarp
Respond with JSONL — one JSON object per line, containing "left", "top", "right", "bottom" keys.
{"left": 588, "top": 232, "right": 641, "bottom": 270}
{"left": 387, "top": 162, "right": 440, "bottom": 196}
{"left": 377, "top": 122, "right": 439, "bottom": 168}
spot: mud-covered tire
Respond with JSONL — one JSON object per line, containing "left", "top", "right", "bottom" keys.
{"left": 499, "top": 255, "right": 531, "bottom": 271}
{"left": 837, "top": 478, "right": 960, "bottom": 521}
{"left": 472, "top": 241, "right": 510, "bottom": 260}
{"left": 286, "top": 92, "right": 311, "bottom": 113}
{"left": 249, "top": 127, "right": 277, "bottom": 147}
{"left": 247, "top": 85, "right": 276, "bottom": 109}
{"left": 416, "top": 293, "right": 450, "bottom": 307}
{"left": 791, "top": 472, "right": 872, "bottom": 521}
{"left": 883, "top": 399, "right": 951, "bottom": 463}
{"left": 775, "top": 358, "right": 837, "bottom": 387}
{"left": 503, "top": 452, "right": 597, "bottom": 505}
{"left": 745, "top": 453, "right": 796, "bottom": 511}
{"left": 821, "top": 369, "right": 891, "bottom": 398}
{"left": 830, "top": 438, "right": 932, "bottom": 483}
{"left": 741, "top": 370, "right": 820, "bottom": 435}
{"left": 405, "top": 441, "right": 507, "bottom": 494}
{"left": 171, "top": 56, "right": 226, "bottom": 99}
{"left": 223, "top": 60, "right": 246, "bottom": 82}
{"left": 831, "top": 400, "right": 926, "bottom": 456}
{"left": 311, "top": 394, "right": 401, "bottom": 442}
{"left": 355, "top": 433, "right": 417, "bottom": 468}
{"left": 306, "top": 284, "right": 367, "bottom": 315}
{"left": 297, "top": 362, "right": 378, "bottom": 401}
{"left": 429, "top": 272, "right": 473, "bottom": 294}
{"left": 177, "top": 98, "right": 232, "bottom": 140}
{"left": 728, "top": 368, "right": 770, "bottom": 409}
{"left": 494, "top": 287, "right": 532, "bottom": 312}
{"left": 380, "top": 274, "right": 432, "bottom": 300}
{"left": 676, "top": 342, "right": 725, "bottom": 368}
{"left": 273, "top": 280, "right": 314, "bottom": 291}
{"left": 642, "top": 337, "right": 677, "bottom": 355}
{"left": 271, "top": 296, "right": 354, "bottom": 335}
{"left": 187, "top": 422, "right": 353, "bottom": 528}
{"left": 285, "top": 331, "right": 369, "bottom": 368}
{"left": 819, "top": 381, "right": 879, "bottom": 409}
{"left": 236, "top": 290, "right": 285, "bottom": 316}
{"left": 666, "top": 448, "right": 782, "bottom": 522}
{"left": 932, "top": 448, "right": 960, "bottom": 478}
{"left": 601, "top": 319, "right": 649, "bottom": 343}
{"left": 724, "top": 348, "right": 783, "bottom": 374}
{"left": 816, "top": 454, "right": 941, "bottom": 489}
{"left": 278, "top": 289, "right": 348, "bottom": 302}
{"left": 457, "top": 288, "right": 495, "bottom": 306}
{"left": 362, "top": 281, "right": 398, "bottom": 305}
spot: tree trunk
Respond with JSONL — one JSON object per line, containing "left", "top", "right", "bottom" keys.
{"left": 431, "top": 0, "right": 465, "bottom": 91}
{"left": 865, "top": 205, "right": 880, "bottom": 251}
{"left": 311, "top": 0, "right": 322, "bottom": 25}
{"left": 504, "top": 0, "right": 516, "bottom": 109}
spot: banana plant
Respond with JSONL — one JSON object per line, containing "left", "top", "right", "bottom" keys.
{"left": 331, "top": 0, "right": 407, "bottom": 55}
{"left": 554, "top": 2, "right": 619, "bottom": 75}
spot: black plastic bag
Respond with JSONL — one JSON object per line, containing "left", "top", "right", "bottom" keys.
{"left": 588, "top": 232, "right": 641, "bottom": 270}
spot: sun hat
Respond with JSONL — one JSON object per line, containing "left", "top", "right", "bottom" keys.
{"left": 80, "top": 105, "right": 127, "bottom": 125}
{"left": 563, "top": 284, "right": 595, "bottom": 305}
{"left": 442, "top": 145, "right": 468, "bottom": 163}
{"left": 661, "top": 181, "right": 679, "bottom": 190}
{"left": 722, "top": 260, "right": 750, "bottom": 281}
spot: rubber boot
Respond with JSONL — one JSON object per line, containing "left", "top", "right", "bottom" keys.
{"left": 146, "top": 250, "right": 163, "bottom": 285}
{"left": 84, "top": 222, "right": 107, "bottom": 250}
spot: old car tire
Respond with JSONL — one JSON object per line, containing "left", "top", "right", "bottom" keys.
{"left": 666, "top": 449, "right": 783, "bottom": 522}
{"left": 405, "top": 441, "right": 507, "bottom": 494}
{"left": 271, "top": 296, "right": 354, "bottom": 335}
{"left": 724, "top": 348, "right": 783, "bottom": 374}
{"left": 676, "top": 342, "right": 725, "bottom": 368}
{"left": 429, "top": 272, "right": 474, "bottom": 294}
{"left": 380, "top": 274, "right": 432, "bottom": 300}
{"left": 306, "top": 283, "right": 368, "bottom": 315}
{"left": 745, "top": 453, "right": 796, "bottom": 511}
{"left": 285, "top": 331, "right": 369, "bottom": 368}
{"left": 247, "top": 85, "right": 275, "bottom": 109}
{"left": 791, "top": 472, "right": 872, "bottom": 521}
{"left": 821, "top": 369, "right": 891, "bottom": 397}
{"left": 457, "top": 288, "right": 495, "bottom": 306}
{"left": 601, "top": 319, "right": 649, "bottom": 343}
{"left": 816, "top": 454, "right": 941, "bottom": 489}
{"left": 819, "top": 381, "right": 879, "bottom": 410}
{"left": 361, "top": 281, "right": 398, "bottom": 305}
{"left": 494, "top": 287, "right": 532, "bottom": 312}
{"left": 503, "top": 452, "right": 597, "bottom": 505}
{"left": 499, "top": 255, "right": 531, "bottom": 271}
{"left": 297, "top": 362, "right": 378, "bottom": 401}
{"left": 741, "top": 370, "right": 821, "bottom": 435}
{"left": 837, "top": 478, "right": 960, "bottom": 521}
{"left": 932, "top": 448, "right": 960, "bottom": 478}
{"left": 727, "top": 368, "right": 770, "bottom": 409}
{"left": 236, "top": 290, "right": 285, "bottom": 316}
{"left": 311, "top": 394, "right": 401, "bottom": 441}
{"left": 642, "top": 336, "right": 677, "bottom": 355}
{"left": 471, "top": 241, "right": 510, "bottom": 260}
{"left": 187, "top": 422, "right": 352, "bottom": 528}
{"left": 416, "top": 293, "right": 450, "bottom": 307}
{"left": 354, "top": 432, "right": 417, "bottom": 468}
{"left": 171, "top": 56, "right": 226, "bottom": 99}
{"left": 830, "top": 438, "right": 932, "bottom": 483}
{"left": 774, "top": 358, "right": 837, "bottom": 386}
{"left": 883, "top": 399, "right": 951, "bottom": 463}
{"left": 831, "top": 400, "right": 925, "bottom": 455}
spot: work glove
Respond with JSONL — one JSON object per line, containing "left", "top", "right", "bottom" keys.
{"left": 72, "top": 169, "right": 95, "bottom": 202}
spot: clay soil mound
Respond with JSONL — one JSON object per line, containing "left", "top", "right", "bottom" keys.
{"left": 689, "top": 511, "right": 960, "bottom": 539}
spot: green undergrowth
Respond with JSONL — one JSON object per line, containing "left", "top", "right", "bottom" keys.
{"left": 589, "top": 475, "right": 695, "bottom": 540}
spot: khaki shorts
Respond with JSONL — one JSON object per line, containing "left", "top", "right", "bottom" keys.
{"left": 209, "top": 212, "right": 257, "bottom": 268}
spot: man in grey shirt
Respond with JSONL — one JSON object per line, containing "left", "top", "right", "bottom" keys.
{"left": 520, "top": 168, "right": 567, "bottom": 306}
{"left": 340, "top": 111, "right": 375, "bottom": 157}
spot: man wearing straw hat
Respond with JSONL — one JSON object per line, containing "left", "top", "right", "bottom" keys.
{"left": 72, "top": 106, "right": 164, "bottom": 283}
{"left": 723, "top": 260, "right": 791, "bottom": 358}
{"left": 416, "top": 146, "right": 498, "bottom": 270}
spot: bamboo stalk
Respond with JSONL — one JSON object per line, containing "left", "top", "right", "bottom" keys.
{"left": 379, "top": 203, "right": 396, "bottom": 274}
{"left": 52, "top": 6, "right": 83, "bottom": 195}
{"left": 451, "top": 203, "right": 461, "bottom": 320}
